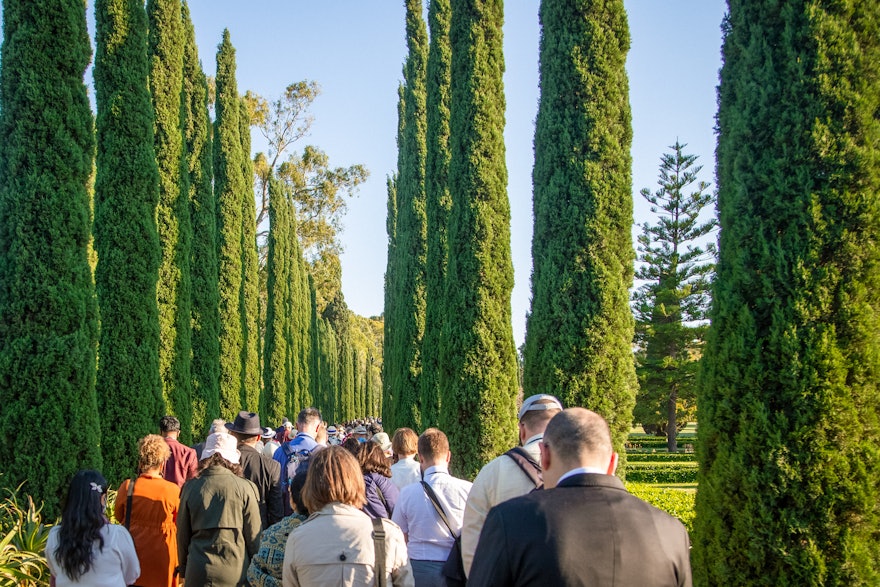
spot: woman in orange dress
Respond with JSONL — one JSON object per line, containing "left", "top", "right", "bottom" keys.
{"left": 115, "top": 434, "right": 181, "bottom": 587}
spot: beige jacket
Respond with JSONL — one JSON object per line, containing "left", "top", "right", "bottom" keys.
{"left": 460, "top": 437, "right": 543, "bottom": 576}
{"left": 282, "top": 502, "right": 414, "bottom": 587}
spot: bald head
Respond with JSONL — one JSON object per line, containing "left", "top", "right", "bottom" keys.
{"left": 540, "top": 408, "right": 616, "bottom": 487}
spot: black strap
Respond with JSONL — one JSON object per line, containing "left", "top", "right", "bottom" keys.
{"left": 505, "top": 447, "right": 543, "bottom": 488}
{"left": 371, "top": 517, "right": 387, "bottom": 587}
{"left": 374, "top": 483, "right": 392, "bottom": 517}
{"left": 124, "top": 476, "right": 136, "bottom": 529}
{"left": 421, "top": 481, "right": 457, "bottom": 538}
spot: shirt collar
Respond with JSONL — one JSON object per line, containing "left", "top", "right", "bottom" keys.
{"left": 557, "top": 466, "right": 607, "bottom": 484}
{"left": 422, "top": 464, "right": 449, "bottom": 478}
{"left": 523, "top": 433, "right": 543, "bottom": 447}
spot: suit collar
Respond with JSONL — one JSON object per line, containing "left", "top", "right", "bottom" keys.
{"left": 555, "top": 473, "right": 626, "bottom": 491}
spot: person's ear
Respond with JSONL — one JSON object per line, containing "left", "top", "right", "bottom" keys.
{"left": 445, "top": 451, "right": 451, "bottom": 465}
{"left": 607, "top": 452, "right": 619, "bottom": 476}
{"left": 540, "top": 441, "right": 551, "bottom": 471}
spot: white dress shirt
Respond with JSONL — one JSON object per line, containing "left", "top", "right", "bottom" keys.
{"left": 390, "top": 454, "right": 422, "bottom": 489}
{"left": 392, "top": 464, "right": 472, "bottom": 562}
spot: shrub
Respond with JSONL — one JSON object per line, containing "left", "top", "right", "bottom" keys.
{"left": 627, "top": 483, "right": 695, "bottom": 534}
{"left": 0, "top": 488, "right": 51, "bottom": 587}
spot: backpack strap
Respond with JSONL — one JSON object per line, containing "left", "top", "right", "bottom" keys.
{"left": 421, "top": 481, "right": 457, "bottom": 538}
{"left": 505, "top": 447, "right": 543, "bottom": 489}
{"left": 124, "top": 476, "right": 136, "bottom": 529}
{"left": 374, "top": 481, "right": 392, "bottom": 517}
{"left": 371, "top": 517, "right": 387, "bottom": 587}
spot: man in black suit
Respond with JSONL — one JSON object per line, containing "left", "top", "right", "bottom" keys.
{"left": 226, "top": 411, "right": 283, "bottom": 530}
{"left": 468, "top": 408, "right": 692, "bottom": 587}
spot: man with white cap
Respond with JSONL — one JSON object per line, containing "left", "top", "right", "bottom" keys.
{"left": 460, "top": 394, "right": 563, "bottom": 577}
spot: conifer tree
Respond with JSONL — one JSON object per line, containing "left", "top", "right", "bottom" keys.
{"left": 387, "top": 0, "right": 429, "bottom": 432}
{"left": 262, "top": 174, "right": 290, "bottom": 424}
{"left": 148, "top": 0, "right": 193, "bottom": 442}
{"left": 523, "top": 0, "right": 636, "bottom": 456}
{"left": 93, "top": 0, "right": 163, "bottom": 483}
{"left": 214, "top": 30, "right": 246, "bottom": 419}
{"left": 440, "top": 0, "right": 519, "bottom": 478}
{"left": 240, "top": 99, "right": 261, "bottom": 411}
{"left": 383, "top": 88, "right": 403, "bottom": 430}
{"left": 291, "top": 231, "right": 313, "bottom": 411}
{"left": 421, "top": 0, "right": 452, "bottom": 429}
{"left": 183, "top": 0, "right": 219, "bottom": 440}
{"left": 695, "top": 3, "right": 880, "bottom": 584}
{"left": 0, "top": 0, "right": 103, "bottom": 516}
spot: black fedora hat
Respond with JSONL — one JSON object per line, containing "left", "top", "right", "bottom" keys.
{"left": 226, "top": 411, "right": 263, "bottom": 436}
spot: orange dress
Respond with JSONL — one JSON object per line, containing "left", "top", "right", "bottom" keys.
{"left": 115, "top": 473, "right": 180, "bottom": 587}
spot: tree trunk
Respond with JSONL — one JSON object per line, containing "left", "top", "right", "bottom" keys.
{"left": 666, "top": 386, "right": 678, "bottom": 453}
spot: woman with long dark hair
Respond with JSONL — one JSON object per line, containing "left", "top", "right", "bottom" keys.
{"left": 358, "top": 441, "right": 399, "bottom": 519}
{"left": 45, "top": 469, "right": 140, "bottom": 586}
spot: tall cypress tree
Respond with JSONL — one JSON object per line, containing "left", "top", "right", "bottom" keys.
{"left": 523, "top": 0, "right": 636, "bottom": 456}
{"left": 214, "top": 30, "right": 246, "bottom": 419}
{"left": 93, "top": 0, "right": 163, "bottom": 484}
{"left": 0, "top": 0, "right": 102, "bottom": 516}
{"left": 148, "top": 0, "right": 193, "bottom": 442}
{"left": 388, "top": 0, "right": 429, "bottom": 432}
{"left": 695, "top": 3, "right": 880, "bottom": 584}
{"left": 439, "top": 0, "right": 518, "bottom": 478}
{"left": 183, "top": 0, "right": 219, "bottom": 441}
{"left": 421, "top": 0, "right": 452, "bottom": 430}
{"left": 240, "top": 98, "right": 261, "bottom": 411}
{"left": 383, "top": 87, "right": 403, "bottom": 430}
{"left": 262, "top": 174, "right": 290, "bottom": 425}
{"left": 291, "top": 226, "right": 313, "bottom": 411}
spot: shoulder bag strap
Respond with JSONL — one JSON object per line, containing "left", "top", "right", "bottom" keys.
{"left": 374, "top": 482, "right": 392, "bottom": 517}
{"left": 124, "top": 476, "right": 136, "bottom": 529}
{"left": 420, "top": 481, "right": 456, "bottom": 538}
{"left": 505, "top": 447, "right": 543, "bottom": 488}
{"left": 371, "top": 516, "right": 387, "bottom": 587}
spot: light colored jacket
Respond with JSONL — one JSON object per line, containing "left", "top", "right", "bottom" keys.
{"left": 461, "top": 437, "right": 542, "bottom": 576}
{"left": 282, "top": 502, "right": 413, "bottom": 587}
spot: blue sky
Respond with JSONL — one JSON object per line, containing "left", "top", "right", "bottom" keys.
{"left": 185, "top": 1, "right": 725, "bottom": 345}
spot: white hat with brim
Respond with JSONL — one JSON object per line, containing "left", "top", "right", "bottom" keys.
{"left": 201, "top": 432, "right": 241, "bottom": 464}
{"left": 518, "top": 394, "right": 563, "bottom": 421}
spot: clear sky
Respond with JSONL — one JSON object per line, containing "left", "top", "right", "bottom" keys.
{"left": 185, "top": 1, "right": 727, "bottom": 346}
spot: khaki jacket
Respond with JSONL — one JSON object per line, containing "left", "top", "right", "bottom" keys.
{"left": 282, "top": 502, "right": 414, "bottom": 587}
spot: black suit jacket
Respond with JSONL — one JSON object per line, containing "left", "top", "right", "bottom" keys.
{"left": 238, "top": 444, "right": 283, "bottom": 529}
{"left": 468, "top": 473, "right": 692, "bottom": 587}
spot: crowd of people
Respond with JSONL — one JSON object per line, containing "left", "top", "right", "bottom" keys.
{"left": 44, "top": 396, "right": 692, "bottom": 587}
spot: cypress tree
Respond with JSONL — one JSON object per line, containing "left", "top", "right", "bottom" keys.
{"left": 240, "top": 98, "right": 261, "bottom": 411}
{"left": 421, "top": 0, "right": 452, "bottom": 430}
{"left": 695, "top": 3, "right": 880, "bottom": 584}
{"left": 388, "top": 0, "right": 429, "bottom": 432}
{"left": 292, "top": 228, "right": 313, "bottom": 411}
{"left": 439, "top": 0, "right": 519, "bottom": 478}
{"left": 148, "top": 0, "right": 193, "bottom": 442}
{"left": 93, "top": 0, "right": 163, "bottom": 483}
{"left": 183, "top": 0, "right": 219, "bottom": 441}
{"left": 262, "top": 174, "right": 290, "bottom": 424}
{"left": 0, "top": 0, "right": 102, "bottom": 516}
{"left": 523, "top": 0, "right": 636, "bottom": 456}
{"left": 214, "top": 30, "right": 247, "bottom": 419}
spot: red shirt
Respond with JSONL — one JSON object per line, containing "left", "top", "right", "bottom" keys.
{"left": 162, "top": 437, "right": 198, "bottom": 488}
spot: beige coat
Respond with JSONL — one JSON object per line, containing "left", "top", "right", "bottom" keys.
{"left": 282, "top": 502, "right": 413, "bottom": 587}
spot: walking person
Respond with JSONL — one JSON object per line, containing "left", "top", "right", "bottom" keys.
{"left": 227, "top": 410, "right": 284, "bottom": 529}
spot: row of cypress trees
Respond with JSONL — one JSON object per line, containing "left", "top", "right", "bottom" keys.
{"left": 385, "top": 0, "right": 637, "bottom": 476}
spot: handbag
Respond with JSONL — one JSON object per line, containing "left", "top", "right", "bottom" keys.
{"left": 421, "top": 481, "right": 467, "bottom": 587}
{"left": 123, "top": 477, "right": 144, "bottom": 587}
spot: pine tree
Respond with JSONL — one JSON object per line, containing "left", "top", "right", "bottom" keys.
{"left": 214, "top": 30, "right": 246, "bottom": 419}
{"left": 695, "top": 3, "right": 880, "bottom": 584}
{"left": 523, "top": 0, "right": 636, "bottom": 456}
{"left": 183, "top": 0, "right": 219, "bottom": 441}
{"left": 632, "top": 141, "right": 715, "bottom": 453}
{"left": 439, "top": 0, "right": 519, "bottom": 478}
{"left": 262, "top": 174, "right": 290, "bottom": 425}
{"left": 93, "top": 0, "right": 163, "bottom": 483}
{"left": 0, "top": 0, "right": 102, "bottom": 516}
{"left": 148, "top": 0, "right": 193, "bottom": 442}
{"left": 387, "top": 0, "right": 429, "bottom": 433}
{"left": 240, "top": 98, "right": 261, "bottom": 411}
{"left": 421, "top": 0, "right": 452, "bottom": 430}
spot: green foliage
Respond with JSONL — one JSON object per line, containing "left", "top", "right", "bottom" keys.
{"left": 382, "top": 101, "right": 401, "bottom": 430}
{"left": 627, "top": 453, "right": 697, "bottom": 463}
{"left": 0, "top": 487, "right": 51, "bottom": 587}
{"left": 625, "top": 463, "right": 698, "bottom": 484}
{"left": 214, "top": 30, "right": 247, "bottom": 420}
{"left": 93, "top": 0, "right": 162, "bottom": 486}
{"left": 523, "top": 0, "right": 636, "bottom": 459}
{"left": 632, "top": 141, "right": 715, "bottom": 452}
{"left": 240, "top": 98, "right": 261, "bottom": 412}
{"left": 695, "top": 2, "right": 880, "bottom": 585}
{"left": 626, "top": 483, "right": 695, "bottom": 535}
{"left": 149, "top": 0, "right": 194, "bottom": 443}
{"left": 440, "top": 0, "right": 519, "bottom": 479}
{"left": 386, "top": 0, "right": 429, "bottom": 433}
{"left": 183, "top": 0, "right": 220, "bottom": 441}
{"left": 421, "top": 0, "right": 452, "bottom": 430}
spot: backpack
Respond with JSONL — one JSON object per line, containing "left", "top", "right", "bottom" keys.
{"left": 504, "top": 446, "right": 543, "bottom": 490}
{"left": 282, "top": 443, "right": 315, "bottom": 481}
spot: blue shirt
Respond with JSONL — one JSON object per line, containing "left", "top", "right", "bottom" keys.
{"left": 273, "top": 432, "right": 318, "bottom": 515}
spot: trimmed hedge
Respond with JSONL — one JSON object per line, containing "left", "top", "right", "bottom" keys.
{"left": 625, "top": 463, "right": 698, "bottom": 484}
{"left": 627, "top": 453, "right": 697, "bottom": 463}
{"left": 627, "top": 483, "right": 695, "bottom": 534}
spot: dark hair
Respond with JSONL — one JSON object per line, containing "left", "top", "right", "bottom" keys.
{"left": 290, "top": 469, "right": 309, "bottom": 516}
{"left": 358, "top": 441, "right": 391, "bottom": 477}
{"left": 197, "top": 453, "right": 243, "bottom": 477}
{"left": 159, "top": 415, "right": 181, "bottom": 433}
{"left": 342, "top": 436, "right": 361, "bottom": 455}
{"left": 297, "top": 407, "right": 322, "bottom": 427}
{"left": 520, "top": 399, "right": 562, "bottom": 430}
{"left": 55, "top": 470, "right": 108, "bottom": 580}
{"left": 418, "top": 428, "right": 449, "bottom": 461}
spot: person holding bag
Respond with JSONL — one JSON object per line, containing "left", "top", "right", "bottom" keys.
{"left": 115, "top": 434, "right": 181, "bottom": 587}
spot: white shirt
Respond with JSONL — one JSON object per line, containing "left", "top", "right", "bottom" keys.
{"left": 390, "top": 455, "right": 421, "bottom": 489}
{"left": 46, "top": 523, "right": 140, "bottom": 587}
{"left": 557, "top": 466, "right": 607, "bottom": 484}
{"left": 392, "top": 464, "right": 472, "bottom": 562}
